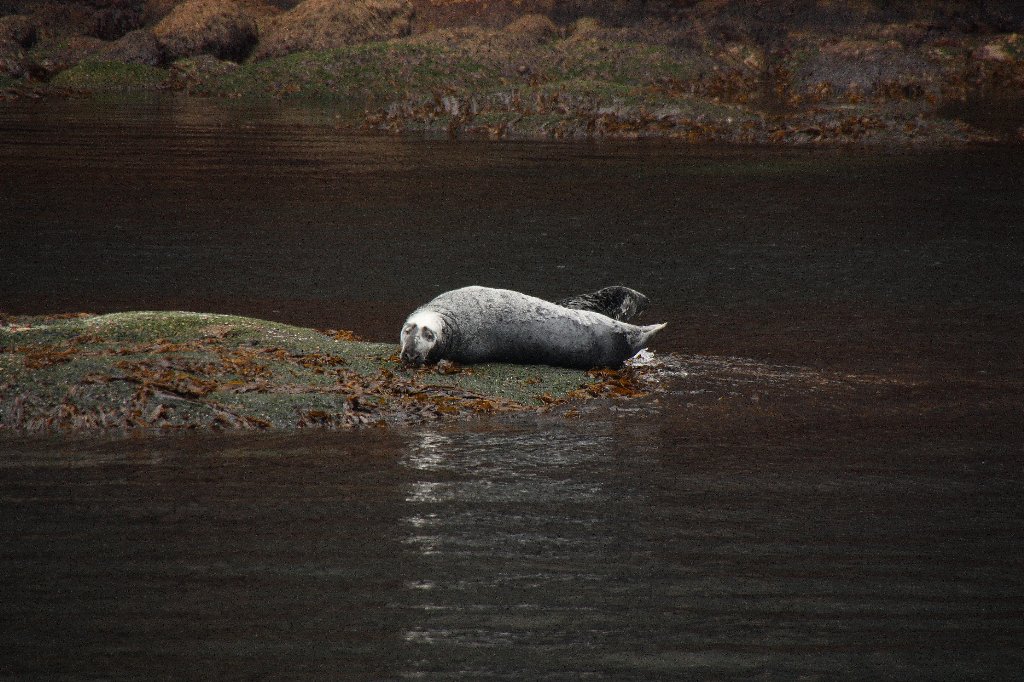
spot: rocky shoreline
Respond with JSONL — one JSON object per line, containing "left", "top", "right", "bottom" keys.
{"left": 2, "top": 1, "right": 1022, "bottom": 145}
{"left": 0, "top": 311, "right": 645, "bottom": 433}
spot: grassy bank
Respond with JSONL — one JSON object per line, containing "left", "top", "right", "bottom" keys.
{"left": 8, "top": 23, "right": 1022, "bottom": 145}
{"left": 0, "top": 311, "right": 641, "bottom": 433}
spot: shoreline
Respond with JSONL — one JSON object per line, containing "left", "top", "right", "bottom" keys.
{"left": 3, "top": 6, "right": 1022, "bottom": 147}
{"left": 4, "top": 82, "right": 1019, "bottom": 147}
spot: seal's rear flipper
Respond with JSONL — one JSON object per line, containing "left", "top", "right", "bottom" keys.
{"left": 557, "top": 286, "right": 650, "bottom": 322}
{"left": 631, "top": 322, "right": 666, "bottom": 353}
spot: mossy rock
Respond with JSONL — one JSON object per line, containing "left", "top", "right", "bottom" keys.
{"left": 0, "top": 311, "right": 621, "bottom": 433}
{"left": 0, "top": 72, "right": 23, "bottom": 89}
{"left": 204, "top": 42, "right": 499, "bottom": 101}
{"left": 49, "top": 59, "right": 167, "bottom": 91}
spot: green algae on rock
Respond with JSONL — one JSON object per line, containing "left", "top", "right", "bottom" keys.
{"left": 49, "top": 58, "right": 167, "bottom": 91}
{"left": 0, "top": 311, "right": 617, "bottom": 433}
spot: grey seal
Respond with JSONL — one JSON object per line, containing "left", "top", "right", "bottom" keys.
{"left": 556, "top": 285, "right": 649, "bottom": 322}
{"left": 400, "top": 285, "right": 666, "bottom": 369}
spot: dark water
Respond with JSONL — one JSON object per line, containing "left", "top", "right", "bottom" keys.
{"left": 1, "top": 97, "right": 1023, "bottom": 678}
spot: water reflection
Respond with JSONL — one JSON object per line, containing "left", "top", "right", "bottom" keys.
{"left": 383, "top": 390, "right": 1024, "bottom": 678}
{"left": 397, "top": 424, "right": 633, "bottom": 674}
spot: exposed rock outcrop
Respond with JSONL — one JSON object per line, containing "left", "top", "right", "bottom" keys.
{"left": 101, "top": 28, "right": 164, "bottom": 66}
{"left": 153, "top": 0, "right": 258, "bottom": 62}
{"left": 252, "top": 0, "right": 413, "bottom": 60}
{"left": 0, "top": 14, "right": 36, "bottom": 49}
{"left": 0, "top": 39, "right": 29, "bottom": 78}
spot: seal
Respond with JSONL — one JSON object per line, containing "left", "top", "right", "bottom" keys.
{"left": 556, "top": 285, "right": 649, "bottom": 322}
{"left": 400, "top": 286, "right": 666, "bottom": 369}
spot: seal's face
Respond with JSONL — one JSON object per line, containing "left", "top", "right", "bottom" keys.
{"left": 400, "top": 311, "right": 443, "bottom": 366}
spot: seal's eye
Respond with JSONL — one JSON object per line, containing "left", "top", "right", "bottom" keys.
{"left": 423, "top": 329, "right": 435, "bottom": 342}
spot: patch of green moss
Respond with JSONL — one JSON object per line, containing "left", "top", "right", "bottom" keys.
{"left": 410, "top": 363, "right": 593, "bottom": 402}
{"left": 199, "top": 37, "right": 712, "bottom": 104}
{"left": 50, "top": 60, "right": 167, "bottom": 92}
{"left": 0, "top": 73, "right": 23, "bottom": 89}
{"left": 536, "top": 78, "right": 640, "bottom": 102}
{"left": 202, "top": 42, "right": 502, "bottom": 101}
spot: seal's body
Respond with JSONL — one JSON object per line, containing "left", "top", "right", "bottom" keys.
{"left": 400, "top": 286, "right": 665, "bottom": 369}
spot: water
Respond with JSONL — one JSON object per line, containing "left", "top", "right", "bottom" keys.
{"left": 1, "top": 97, "right": 1023, "bottom": 678}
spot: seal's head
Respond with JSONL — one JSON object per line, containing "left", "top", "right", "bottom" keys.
{"left": 400, "top": 310, "right": 445, "bottom": 366}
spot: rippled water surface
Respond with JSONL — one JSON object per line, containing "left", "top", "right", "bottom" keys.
{"left": 1, "top": 98, "right": 1023, "bottom": 678}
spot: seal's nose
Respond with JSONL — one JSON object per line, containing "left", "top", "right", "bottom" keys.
{"left": 400, "top": 349, "right": 420, "bottom": 366}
